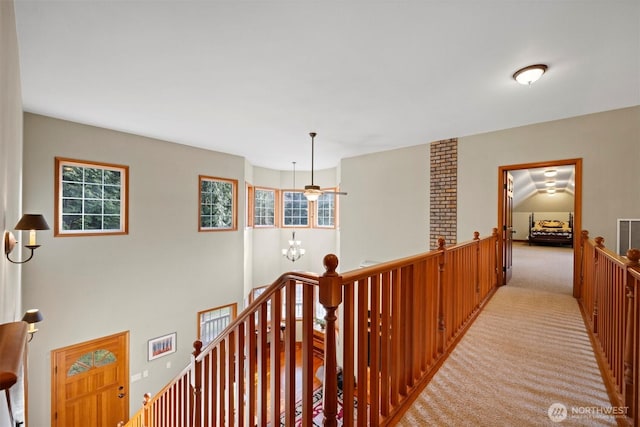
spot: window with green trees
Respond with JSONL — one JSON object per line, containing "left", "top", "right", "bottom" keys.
{"left": 199, "top": 175, "right": 238, "bottom": 231}
{"left": 254, "top": 188, "right": 276, "bottom": 227}
{"left": 55, "top": 158, "right": 128, "bottom": 236}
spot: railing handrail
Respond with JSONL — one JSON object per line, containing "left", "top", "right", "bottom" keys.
{"left": 579, "top": 231, "right": 639, "bottom": 425}
{"left": 194, "top": 270, "right": 320, "bottom": 361}
{"left": 124, "top": 230, "right": 500, "bottom": 427}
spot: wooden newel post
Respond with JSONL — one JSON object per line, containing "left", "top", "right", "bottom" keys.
{"left": 142, "top": 392, "right": 151, "bottom": 427}
{"left": 191, "top": 340, "right": 203, "bottom": 427}
{"left": 624, "top": 249, "right": 639, "bottom": 421}
{"left": 581, "top": 230, "right": 589, "bottom": 243}
{"left": 319, "top": 254, "right": 342, "bottom": 427}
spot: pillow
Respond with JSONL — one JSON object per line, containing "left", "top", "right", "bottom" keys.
{"left": 541, "top": 220, "right": 562, "bottom": 228}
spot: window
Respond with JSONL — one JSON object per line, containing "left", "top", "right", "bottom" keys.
{"left": 316, "top": 191, "right": 336, "bottom": 228}
{"left": 199, "top": 175, "right": 238, "bottom": 231}
{"left": 55, "top": 158, "right": 128, "bottom": 236}
{"left": 197, "top": 303, "right": 237, "bottom": 346}
{"left": 67, "top": 350, "right": 116, "bottom": 376}
{"left": 282, "top": 191, "right": 309, "bottom": 227}
{"left": 254, "top": 188, "right": 277, "bottom": 227}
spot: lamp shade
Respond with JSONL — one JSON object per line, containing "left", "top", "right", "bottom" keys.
{"left": 22, "top": 309, "right": 43, "bottom": 324}
{"left": 304, "top": 186, "right": 322, "bottom": 202}
{"left": 15, "top": 214, "right": 50, "bottom": 231}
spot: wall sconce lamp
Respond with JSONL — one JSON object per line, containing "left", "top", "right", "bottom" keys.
{"left": 3, "top": 214, "right": 50, "bottom": 264}
{"left": 22, "top": 309, "right": 44, "bottom": 342}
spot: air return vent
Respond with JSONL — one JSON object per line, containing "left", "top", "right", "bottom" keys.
{"left": 617, "top": 219, "right": 640, "bottom": 256}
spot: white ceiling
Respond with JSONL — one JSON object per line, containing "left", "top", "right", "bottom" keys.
{"left": 510, "top": 165, "right": 575, "bottom": 207}
{"left": 13, "top": 1, "right": 640, "bottom": 171}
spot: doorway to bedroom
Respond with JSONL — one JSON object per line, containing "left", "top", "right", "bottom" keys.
{"left": 498, "top": 159, "right": 582, "bottom": 297}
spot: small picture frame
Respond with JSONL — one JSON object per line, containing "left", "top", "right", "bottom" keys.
{"left": 148, "top": 332, "right": 177, "bottom": 361}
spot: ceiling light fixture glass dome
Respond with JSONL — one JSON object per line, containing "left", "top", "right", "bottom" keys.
{"left": 513, "top": 64, "right": 548, "bottom": 85}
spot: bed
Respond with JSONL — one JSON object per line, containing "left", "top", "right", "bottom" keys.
{"left": 528, "top": 213, "right": 574, "bottom": 247}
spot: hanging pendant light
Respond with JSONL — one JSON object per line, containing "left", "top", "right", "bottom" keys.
{"left": 282, "top": 161, "right": 305, "bottom": 262}
{"left": 282, "top": 230, "right": 306, "bottom": 262}
{"left": 304, "top": 132, "right": 322, "bottom": 202}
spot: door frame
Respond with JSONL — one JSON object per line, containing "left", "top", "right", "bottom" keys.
{"left": 497, "top": 158, "right": 583, "bottom": 297}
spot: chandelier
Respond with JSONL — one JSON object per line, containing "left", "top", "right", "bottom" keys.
{"left": 282, "top": 231, "right": 305, "bottom": 262}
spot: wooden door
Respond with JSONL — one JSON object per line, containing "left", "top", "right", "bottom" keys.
{"left": 503, "top": 171, "right": 514, "bottom": 284}
{"left": 51, "top": 331, "right": 129, "bottom": 427}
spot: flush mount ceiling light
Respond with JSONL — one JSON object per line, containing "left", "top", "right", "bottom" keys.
{"left": 544, "top": 169, "right": 557, "bottom": 177}
{"left": 513, "top": 64, "right": 548, "bottom": 85}
{"left": 545, "top": 181, "right": 556, "bottom": 187}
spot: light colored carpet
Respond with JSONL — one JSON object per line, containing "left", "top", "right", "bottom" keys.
{"left": 398, "top": 243, "right": 618, "bottom": 426}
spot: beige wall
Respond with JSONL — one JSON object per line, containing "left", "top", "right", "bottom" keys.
{"left": 459, "top": 106, "right": 640, "bottom": 247}
{"left": 1, "top": 0, "right": 23, "bottom": 323}
{"left": 22, "top": 114, "right": 247, "bottom": 425}
{"left": 339, "top": 144, "right": 431, "bottom": 272}
{"left": 0, "top": 1, "right": 25, "bottom": 423}
{"left": 20, "top": 113, "right": 340, "bottom": 425}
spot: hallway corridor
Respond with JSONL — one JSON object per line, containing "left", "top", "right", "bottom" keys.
{"left": 398, "top": 243, "right": 618, "bottom": 426}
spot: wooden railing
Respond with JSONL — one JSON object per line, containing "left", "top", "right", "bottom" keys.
{"left": 123, "top": 230, "right": 499, "bottom": 426}
{"left": 578, "top": 231, "right": 640, "bottom": 426}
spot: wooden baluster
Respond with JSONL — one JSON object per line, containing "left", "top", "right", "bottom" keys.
{"left": 142, "top": 393, "right": 151, "bottom": 427}
{"left": 437, "top": 237, "right": 446, "bottom": 354}
{"left": 624, "top": 249, "right": 640, "bottom": 421}
{"left": 319, "top": 254, "right": 342, "bottom": 427}
{"left": 474, "top": 231, "right": 481, "bottom": 295}
{"left": 492, "top": 228, "right": 499, "bottom": 287}
{"left": 593, "top": 237, "right": 605, "bottom": 334}
{"left": 190, "top": 340, "right": 203, "bottom": 427}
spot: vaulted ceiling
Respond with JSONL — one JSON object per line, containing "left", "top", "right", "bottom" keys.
{"left": 13, "top": 1, "right": 640, "bottom": 171}
{"left": 511, "top": 166, "right": 575, "bottom": 207}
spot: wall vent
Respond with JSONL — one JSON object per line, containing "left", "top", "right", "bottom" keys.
{"left": 617, "top": 219, "right": 640, "bottom": 256}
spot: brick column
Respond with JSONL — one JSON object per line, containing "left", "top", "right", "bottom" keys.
{"left": 430, "top": 138, "right": 457, "bottom": 249}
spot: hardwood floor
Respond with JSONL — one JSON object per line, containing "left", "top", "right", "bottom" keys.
{"left": 264, "top": 342, "right": 324, "bottom": 420}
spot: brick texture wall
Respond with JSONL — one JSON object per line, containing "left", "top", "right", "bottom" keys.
{"left": 430, "top": 138, "right": 457, "bottom": 249}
